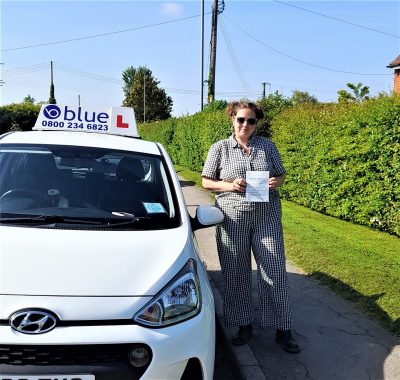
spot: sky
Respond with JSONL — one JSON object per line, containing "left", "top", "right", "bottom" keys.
{"left": 1, "top": 0, "right": 399, "bottom": 117}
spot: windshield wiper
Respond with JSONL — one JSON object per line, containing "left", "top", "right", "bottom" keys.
{"left": 102, "top": 216, "right": 151, "bottom": 228}
{"left": 0, "top": 215, "right": 104, "bottom": 225}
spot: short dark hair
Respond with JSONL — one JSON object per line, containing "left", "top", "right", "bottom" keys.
{"left": 226, "top": 101, "right": 264, "bottom": 120}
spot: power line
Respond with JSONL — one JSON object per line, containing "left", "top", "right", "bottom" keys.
{"left": 55, "top": 64, "right": 197, "bottom": 94}
{"left": 1, "top": 62, "right": 183, "bottom": 93}
{"left": 55, "top": 63, "right": 122, "bottom": 84}
{"left": 272, "top": 0, "right": 400, "bottom": 39}
{"left": 52, "top": 62, "right": 205, "bottom": 95}
{"left": 223, "top": 15, "right": 391, "bottom": 76}
{"left": 1, "top": 62, "right": 198, "bottom": 94}
{"left": 2, "top": 61, "right": 363, "bottom": 100}
{"left": 1, "top": 13, "right": 210, "bottom": 52}
{"left": 165, "top": 88, "right": 199, "bottom": 95}
{"left": 217, "top": 91, "right": 259, "bottom": 95}
{"left": 1, "top": 62, "right": 49, "bottom": 76}
{"left": 219, "top": 17, "right": 251, "bottom": 92}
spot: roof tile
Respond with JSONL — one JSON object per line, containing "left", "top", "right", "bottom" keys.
{"left": 387, "top": 55, "right": 400, "bottom": 68}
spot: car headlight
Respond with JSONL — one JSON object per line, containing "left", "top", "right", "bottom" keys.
{"left": 134, "top": 259, "right": 202, "bottom": 327}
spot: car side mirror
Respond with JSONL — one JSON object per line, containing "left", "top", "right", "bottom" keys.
{"left": 191, "top": 205, "right": 224, "bottom": 231}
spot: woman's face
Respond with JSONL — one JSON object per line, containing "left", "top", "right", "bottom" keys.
{"left": 232, "top": 108, "right": 257, "bottom": 141}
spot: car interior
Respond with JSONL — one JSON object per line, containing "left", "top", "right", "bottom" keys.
{"left": 0, "top": 145, "right": 178, "bottom": 226}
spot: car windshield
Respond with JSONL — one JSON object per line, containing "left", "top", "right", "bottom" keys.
{"left": 0, "top": 144, "right": 180, "bottom": 229}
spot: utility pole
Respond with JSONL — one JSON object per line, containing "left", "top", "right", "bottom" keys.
{"left": 208, "top": 0, "right": 224, "bottom": 104}
{"left": 262, "top": 82, "right": 271, "bottom": 98}
{"left": 200, "top": 0, "right": 204, "bottom": 111}
{"left": 0, "top": 62, "right": 4, "bottom": 87}
{"left": 78, "top": 95, "right": 81, "bottom": 106}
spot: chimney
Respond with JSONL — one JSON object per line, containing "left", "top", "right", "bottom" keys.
{"left": 387, "top": 55, "right": 400, "bottom": 94}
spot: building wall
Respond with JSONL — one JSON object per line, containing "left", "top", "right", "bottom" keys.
{"left": 394, "top": 69, "right": 400, "bottom": 94}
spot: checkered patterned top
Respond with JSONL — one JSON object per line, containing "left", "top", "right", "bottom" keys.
{"left": 202, "top": 135, "right": 285, "bottom": 204}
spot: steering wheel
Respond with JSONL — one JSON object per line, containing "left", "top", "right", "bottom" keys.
{"left": 0, "top": 189, "right": 44, "bottom": 203}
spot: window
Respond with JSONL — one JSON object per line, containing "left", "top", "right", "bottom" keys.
{"left": 0, "top": 144, "right": 180, "bottom": 229}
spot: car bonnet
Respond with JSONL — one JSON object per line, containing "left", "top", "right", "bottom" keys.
{"left": 0, "top": 224, "right": 193, "bottom": 297}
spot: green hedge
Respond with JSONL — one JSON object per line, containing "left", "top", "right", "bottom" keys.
{"left": 5, "top": 98, "right": 399, "bottom": 236}
{"left": 140, "top": 95, "right": 400, "bottom": 237}
{"left": 272, "top": 96, "right": 400, "bottom": 236}
{"left": 139, "top": 110, "right": 231, "bottom": 172}
{"left": 0, "top": 103, "right": 41, "bottom": 134}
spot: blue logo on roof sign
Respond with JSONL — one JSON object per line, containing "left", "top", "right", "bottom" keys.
{"left": 41, "top": 105, "right": 109, "bottom": 124}
{"left": 43, "top": 105, "right": 62, "bottom": 119}
{"left": 33, "top": 104, "right": 139, "bottom": 137}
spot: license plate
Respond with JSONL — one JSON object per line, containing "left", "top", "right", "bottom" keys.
{"left": 1, "top": 376, "right": 94, "bottom": 380}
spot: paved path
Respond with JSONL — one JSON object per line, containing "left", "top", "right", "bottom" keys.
{"left": 180, "top": 178, "right": 400, "bottom": 380}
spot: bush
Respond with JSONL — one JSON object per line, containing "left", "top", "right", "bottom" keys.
{"left": 139, "top": 110, "right": 231, "bottom": 172}
{"left": 0, "top": 103, "right": 41, "bottom": 134}
{"left": 140, "top": 95, "right": 400, "bottom": 236}
{"left": 272, "top": 95, "right": 400, "bottom": 236}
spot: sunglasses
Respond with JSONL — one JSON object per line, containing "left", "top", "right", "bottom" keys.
{"left": 236, "top": 117, "right": 257, "bottom": 125}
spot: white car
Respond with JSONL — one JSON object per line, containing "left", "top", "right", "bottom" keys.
{"left": 0, "top": 105, "right": 223, "bottom": 380}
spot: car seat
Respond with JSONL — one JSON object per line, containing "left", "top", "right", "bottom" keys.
{"left": 12, "top": 153, "right": 71, "bottom": 207}
{"left": 97, "top": 157, "right": 153, "bottom": 215}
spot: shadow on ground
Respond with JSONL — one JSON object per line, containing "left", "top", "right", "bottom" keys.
{"left": 180, "top": 180, "right": 196, "bottom": 187}
{"left": 310, "top": 271, "right": 400, "bottom": 337}
{"left": 208, "top": 268, "right": 400, "bottom": 380}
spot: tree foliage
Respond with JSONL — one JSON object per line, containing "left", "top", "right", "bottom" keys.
{"left": 257, "top": 91, "right": 293, "bottom": 137}
{"left": 338, "top": 82, "right": 370, "bottom": 103}
{"left": 23, "top": 94, "right": 36, "bottom": 104}
{"left": 290, "top": 90, "right": 318, "bottom": 105}
{"left": 272, "top": 95, "right": 400, "bottom": 236}
{"left": 0, "top": 102, "right": 41, "bottom": 134}
{"left": 140, "top": 94, "right": 400, "bottom": 237}
{"left": 139, "top": 110, "right": 230, "bottom": 172}
{"left": 122, "top": 66, "right": 172, "bottom": 122}
{"left": 203, "top": 99, "right": 228, "bottom": 112}
{"left": 48, "top": 82, "right": 56, "bottom": 104}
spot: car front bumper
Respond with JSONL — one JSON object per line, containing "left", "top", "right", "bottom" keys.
{"left": 0, "top": 306, "right": 215, "bottom": 380}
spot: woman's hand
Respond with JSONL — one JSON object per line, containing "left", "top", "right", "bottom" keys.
{"left": 232, "top": 178, "right": 246, "bottom": 192}
{"left": 268, "top": 175, "right": 286, "bottom": 189}
{"left": 202, "top": 177, "right": 246, "bottom": 193}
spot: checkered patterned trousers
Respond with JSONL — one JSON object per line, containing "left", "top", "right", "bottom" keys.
{"left": 216, "top": 196, "right": 292, "bottom": 330}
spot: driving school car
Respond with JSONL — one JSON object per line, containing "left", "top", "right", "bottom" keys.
{"left": 0, "top": 105, "right": 223, "bottom": 380}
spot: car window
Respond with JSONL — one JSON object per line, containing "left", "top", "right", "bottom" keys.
{"left": 0, "top": 144, "right": 180, "bottom": 230}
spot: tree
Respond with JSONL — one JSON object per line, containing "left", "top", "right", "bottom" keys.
{"left": 338, "top": 82, "right": 370, "bottom": 103}
{"left": 48, "top": 82, "right": 56, "bottom": 104}
{"left": 122, "top": 66, "right": 172, "bottom": 122}
{"left": 0, "top": 102, "right": 41, "bottom": 134}
{"left": 290, "top": 90, "right": 318, "bottom": 105}
{"left": 258, "top": 91, "right": 292, "bottom": 120}
{"left": 48, "top": 61, "right": 56, "bottom": 104}
{"left": 257, "top": 91, "right": 292, "bottom": 137}
{"left": 203, "top": 99, "right": 228, "bottom": 112}
{"left": 23, "top": 94, "right": 36, "bottom": 104}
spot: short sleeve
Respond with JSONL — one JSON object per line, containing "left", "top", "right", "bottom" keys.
{"left": 202, "top": 142, "right": 222, "bottom": 179}
{"left": 270, "top": 142, "right": 286, "bottom": 177}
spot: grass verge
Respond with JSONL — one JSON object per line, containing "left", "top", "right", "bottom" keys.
{"left": 282, "top": 200, "right": 400, "bottom": 336}
{"left": 175, "top": 168, "right": 400, "bottom": 336}
{"left": 175, "top": 165, "right": 203, "bottom": 187}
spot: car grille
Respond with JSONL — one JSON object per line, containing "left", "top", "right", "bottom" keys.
{"left": 0, "top": 344, "right": 147, "bottom": 366}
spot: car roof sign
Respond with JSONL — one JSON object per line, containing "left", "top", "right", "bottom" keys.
{"left": 33, "top": 104, "right": 140, "bottom": 137}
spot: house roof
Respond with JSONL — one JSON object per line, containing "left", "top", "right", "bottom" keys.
{"left": 387, "top": 55, "right": 400, "bottom": 68}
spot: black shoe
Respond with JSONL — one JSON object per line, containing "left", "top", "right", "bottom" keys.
{"left": 232, "top": 324, "right": 253, "bottom": 346}
{"left": 276, "top": 329, "right": 301, "bottom": 353}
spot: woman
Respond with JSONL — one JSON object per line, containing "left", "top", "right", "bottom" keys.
{"left": 202, "top": 101, "right": 300, "bottom": 353}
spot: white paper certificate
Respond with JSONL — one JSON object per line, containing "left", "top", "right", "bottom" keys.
{"left": 246, "top": 171, "right": 269, "bottom": 202}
